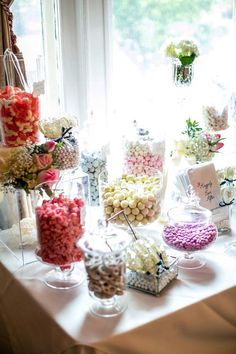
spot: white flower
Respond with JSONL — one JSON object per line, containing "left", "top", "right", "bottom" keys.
{"left": 225, "top": 167, "right": 236, "bottom": 181}
{"left": 221, "top": 185, "right": 236, "bottom": 204}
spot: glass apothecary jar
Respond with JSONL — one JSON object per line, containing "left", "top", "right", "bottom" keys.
{"left": 126, "top": 235, "right": 178, "bottom": 295}
{"left": 78, "top": 226, "right": 131, "bottom": 317}
{"left": 80, "top": 117, "right": 108, "bottom": 206}
{"left": 99, "top": 172, "right": 163, "bottom": 228}
{"left": 122, "top": 121, "right": 165, "bottom": 177}
{"left": 34, "top": 177, "right": 86, "bottom": 289}
{"left": 163, "top": 191, "right": 218, "bottom": 269}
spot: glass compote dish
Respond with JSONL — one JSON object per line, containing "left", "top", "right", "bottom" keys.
{"left": 163, "top": 191, "right": 218, "bottom": 269}
{"left": 78, "top": 223, "right": 131, "bottom": 317}
{"left": 33, "top": 177, "right": 86, "bottom": 289}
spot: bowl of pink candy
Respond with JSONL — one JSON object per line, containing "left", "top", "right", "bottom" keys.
{"left": 34, "top": 177, "right": 86, "bottom": 289}
{"left": 163, "top": 192, "right": 218, "bottom": 269}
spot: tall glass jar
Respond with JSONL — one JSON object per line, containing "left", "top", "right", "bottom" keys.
{"left": 78, "top": 226, "right": 131, "bottom": 317}
{"left": 34, "top": 177, "right": 86, "bottom": 289}
{"left": 80, "top": 117, "right": 108, "bottom": 206}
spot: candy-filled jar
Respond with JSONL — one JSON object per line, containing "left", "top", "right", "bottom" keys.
{"left": 0, "top": 86, "right": 40, "bottom": 147}
{"left": 78, "top": 225, "right": 131, "bottom": 317}
{"left": 122, "top": 121, "right": 165, "bottom": 177}
{"left": 100, "top": 172, "right": 163, "bottom": 228}
{"left": 39, "top": 114, "right": 80, "bottom": 171}
{"left": 163, "top": 191, "right": 218, "bottom": 269}
{"left": 202, "top": 89, "right": 229, "bottom": 132}
{"left": 80, "top": 118, "right": 108, "bottom": 206}
{"left": 34, "top": 177, "right": 86, "bottom": 289}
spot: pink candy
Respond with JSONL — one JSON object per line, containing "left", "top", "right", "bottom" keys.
{"left": 36, "top": 194, "right": 84, "bottom": 266}
{"left": 0, "top": 86, "right": 40, "bottom": 147}
{"left": 163, "top": 223, "right": 217, "bottom": 252}
{"left": 124, "top": 150, "right": 163, "bottom": 176}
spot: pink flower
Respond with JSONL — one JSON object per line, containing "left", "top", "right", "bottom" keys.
{"left": 38, "top": 168, "right": 60, "bottom": 184}
{"left": 33, "top": 153, "right": 53, "bottom": 170}
{"left": 214, "top": 142, "right": 224, "bottom": 151}
{"left": 45, "top": 140, "right": 56, "bottom": 152}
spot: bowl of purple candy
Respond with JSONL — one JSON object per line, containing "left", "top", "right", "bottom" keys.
{"left": 163, "top": 200, "right": 218, "bottom": 269}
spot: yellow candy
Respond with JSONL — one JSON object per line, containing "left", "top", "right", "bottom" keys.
{"left": 137, "top": 201, "right": 145, "bottom": 210}
{"left": 136, "top": 213, "right": 144, "bottom": 221}
{"left": 128, "top": 200, "right": 137, "bottom": 209}
{"left": 107, "top": 197, "right": 114, "bottom": 206}
{"left": 120, "top": 200, "right": 129, "bottom": 208}
{"left": 105, "top": 206, "right": 113, "bottom": 214}
{"left": 124, "top": 207, "right": 131, "bottom": 215}
{"left": 132, "top": 207, "right": 140, "bottom": 216}
{"left": 128, "top": 214, "right": 135, "bottom": 222}
{"left": 113, "top": 199, "right": 120, "bottom": 208}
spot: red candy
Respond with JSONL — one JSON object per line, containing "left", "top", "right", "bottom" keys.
{"left": 36, "top": 194, "right": 85, "bottom": 266}
{"left": 0, "top": 86, "right": 39, "bottom": 147}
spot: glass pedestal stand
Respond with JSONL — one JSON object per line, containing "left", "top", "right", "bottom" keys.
{"left": 90, "top": 294, "right": 127, "bottom": 318}
{"left": 177, "top": 252, "right": 206, "bottom": 270}
{"left": 44, "top": 264, "right": 85, "bottom": 290}
{"left": 36, "top": 252, "right": 85, "bottom": 290}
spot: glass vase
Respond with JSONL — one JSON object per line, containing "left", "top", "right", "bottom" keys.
{"left": 34, "top": 177, "right": 86, "bottom": 289}
{"left": 172, "top": 59, "right": 194, "bottom": 87}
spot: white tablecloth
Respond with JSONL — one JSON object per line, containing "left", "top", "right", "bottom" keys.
{"left": 1, "top": 216, "right": 236, "bottom": 354}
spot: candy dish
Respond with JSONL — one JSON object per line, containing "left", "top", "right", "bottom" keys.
{"left": 163, "top": 190, "right": 218, "bottom": 269}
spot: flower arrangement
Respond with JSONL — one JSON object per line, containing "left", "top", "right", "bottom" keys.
{"left": 173, "top": 119, "right": 224, "bottom": 164}
{"left": 217, "top": 167, "right": 236, "bottom": 206}
{"left": 39, "top": 114, "right": 77, "bottom": 139}
{"left": 0, "top": 141, "right": 60, "bottom": 194}
{"left": 165, "top": 39, "right": 199, "bottom": 66}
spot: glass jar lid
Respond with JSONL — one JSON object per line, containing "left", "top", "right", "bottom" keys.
{"left": 78, "top": 224, "right": 131, "bottom": 255}
{"left": 167, "top": 186, "right": 212, "bottom": 224}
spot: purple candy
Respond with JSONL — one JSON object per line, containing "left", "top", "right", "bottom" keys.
{"left": 163, "top": 223, "right": 217, "bottom": 252}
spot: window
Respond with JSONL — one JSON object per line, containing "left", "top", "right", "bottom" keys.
{"left": 11, "top": 0, "right": 62, "bottom": 117}
{"left": 10, "top": 0, "right": 236, "bottom": 133}
{"left": 111, "top": 0, "right": 236, "bottom": 132}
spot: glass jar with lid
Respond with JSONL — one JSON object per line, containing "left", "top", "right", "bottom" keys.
{"left": 78, "top": 224, "right": 131, "bottom": 317}
{"left": 122, "top": 120, "right": 165, "bottom": 177}
{"left": 163, "top": 188, "right": 218, "bottom": 269}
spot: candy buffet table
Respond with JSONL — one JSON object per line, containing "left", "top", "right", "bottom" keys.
{"left": 1, "top": 218, "right": 236, "bottom": 354}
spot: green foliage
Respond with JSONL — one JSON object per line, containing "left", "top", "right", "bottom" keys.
{"left": 182, "top": 118, "right": 202, "bottom": 138}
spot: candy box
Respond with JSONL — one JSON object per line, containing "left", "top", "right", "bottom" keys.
{"left": 126, "top": 256, "right": 178, "bottom": 296}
